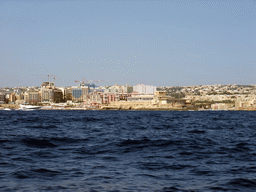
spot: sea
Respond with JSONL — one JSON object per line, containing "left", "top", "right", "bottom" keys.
{"left": 0, "top": 110, "right": 256, "bottom": 192}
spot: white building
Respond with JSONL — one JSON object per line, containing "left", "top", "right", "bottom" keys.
{"left": 133, "top": 84, "right": 157, "bottom": 94}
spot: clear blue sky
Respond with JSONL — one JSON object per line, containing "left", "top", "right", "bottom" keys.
{"left": 0, "top": 0, "right": 255, "bottom": 87}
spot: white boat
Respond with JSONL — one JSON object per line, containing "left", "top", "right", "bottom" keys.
{"left": 3, "top": 108, "right": 11, "bottom": 111}
{"left": 19, "top": 104, "right": 41, "bottom": 110}
{"left": 15, "top": 108, "right": 35, "bottom": 111}
{"left": 22, "top": 108, "right": 35, "bottom": 111}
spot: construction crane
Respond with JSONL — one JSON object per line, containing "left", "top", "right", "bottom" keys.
{"left": 45, "top": 74, "right": 56, "bottom": 82}
{"left": 52, "top": 75, "right": 59, "bottom": 86}
{"left": 75, "top": 78, "right": 88, "bottom": 85}
{"left": 75, "top": 78, "right": 89, "bottom": 87}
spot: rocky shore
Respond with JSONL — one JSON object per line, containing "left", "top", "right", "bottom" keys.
{"left": 1, "top": 104, "right": 255, "bottom": 111}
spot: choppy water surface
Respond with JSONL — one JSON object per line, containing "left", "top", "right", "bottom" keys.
{"left": 0, "top": 110, "right": 256, "bottom": 191}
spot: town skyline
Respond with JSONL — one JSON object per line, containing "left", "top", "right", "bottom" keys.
{"left": 1, "top": 81, "right": 256, "bottom": 111}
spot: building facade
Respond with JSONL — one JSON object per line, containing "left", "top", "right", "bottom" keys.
{"left": 71, "top": 85, "right": 89, "bottom": 102}
{"left": 133, "top": 84, "right": 157, "bottom": 94}
{"left": 28, "top": 91, "right": 41, "bottom": 104}
{"left": 53, "top": 89, "right": 64, "bottom": 103}
{"left": 41, "top": 89, "right": 54, "bottom": 103}
{"left": 0, "top": 93, "right": 5, "bottom": 104}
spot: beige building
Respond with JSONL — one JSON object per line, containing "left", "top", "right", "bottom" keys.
{"left": 41, "top": 89, "right": 54, "bottom": 103}
{"left": 71, "top": 86, "right": 89, "bottom": 102}
{"left": 40, "top": 82, "right": 55, "bottom": 103}
{"left": 85, "top": 91, "right": 102, "bottom": 108}
{"left": 28, "top": 91, "right": 41, "bottom": 104}
{"left": 211, "top": 103, "right": 228, "bottom": 110}
{"left": 235, "top": 96, "right": 256, "bottom": 109}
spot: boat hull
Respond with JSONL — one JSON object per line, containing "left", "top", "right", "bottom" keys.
{"left": 19, "top": 105, "right": 41, "bottom": 110}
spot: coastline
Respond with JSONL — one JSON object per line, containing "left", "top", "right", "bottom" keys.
{"left": 1, "top": 104, "right": 256, "bottom": 111}
{"left": 30, "top": 108, "right": 256, "bottom": 111}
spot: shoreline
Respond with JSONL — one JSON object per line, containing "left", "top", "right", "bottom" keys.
{"left": 1, "top": 105, "right": 256, "bottom": 111}
{"left": 19, "top": 108, "right": 256, "bottom": 111}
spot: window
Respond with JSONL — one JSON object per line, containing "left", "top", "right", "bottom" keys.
{"left": 73, "top": 89, "right": 82, "bottom": 99}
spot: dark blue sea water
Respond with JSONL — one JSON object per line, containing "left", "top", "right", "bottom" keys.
{"left": 0, "top": 110, "right": 256, "bottom": 192}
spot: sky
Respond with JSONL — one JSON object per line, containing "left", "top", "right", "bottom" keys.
{"left": 0, "top": 0, "right": 255, "bottom": 87}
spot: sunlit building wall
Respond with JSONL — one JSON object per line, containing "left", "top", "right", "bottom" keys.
{"left": 71, "top": 86, "right": 89, "bottom": 102}
{"left": 28, "top": 91, "right": 41, "bottom": 104}
{"left": 133, "top": 84, "right": 157, "bottom": 94}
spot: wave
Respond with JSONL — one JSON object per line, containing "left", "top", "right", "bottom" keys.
{"left": 74, "top": 147, "right": 114, "bottom": 155}
{"left": 12, "top": 168, "right": 60, "bottom": 179}
{"left": 188, "top": 129, "right": 206, "bottom": 134}
{"left": 226, "top": 178, "right": 256, "bottom": 188}
{"left": 0, "top": 139, "right": 9, "bottom": 143}
{"left": 116, "top": 137, "right": 212, "bottom": 152}
{"left": 156, "top": 186, "right": 195, "bottom": 192}
{"left": 12, "top": 171, "right": 30, "bottom": 179}
{"left": 219, "top": 146, "right": 251, "bottom": 153}
{"left": 33, "top": 168, "right": 60, "bottom": 176}
{"left": 190, "top": 168, "right": 215, "bottom": 176}
{"left": 209, "top": 186, "right": 229, "bottom": 191}
{"left": 72, "top": 116, "right": 102, "bottom": 122}
{"left": 138, "top": 161, "right": 196, "bottom": 171}
{"left": 22, "top": 138, "right": 57, "bottom": 148}
{"left": 25, "top": 124, "right": 58, "bottom": 129}
{"left": 50, "top": 137, "right": 83, "bottom": 143}
{"left": 117, "top": 138, "right": 181, "bottom": 148}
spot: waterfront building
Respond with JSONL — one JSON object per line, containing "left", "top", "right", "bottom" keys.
{"left": 211, "top": 103, "right": 228, "bottom": 110}
{"left": 40, "top": 82, "right": 55, "bottom": 103}
{"left": 102, "top": 93, "right": 117, "bottom": 104}
{"left": 65, "top": 88, "right": 73, "bottom": 101}
{"left": 235, "top": 96, "right": 256, "bottom": 109}
{"left": 118, "top": 93, "right": 132, "bottom": 101}
{"left": 28, "top": 91, "right": 41, "bottom": 104}
{"left": 85, "top": 91, "right": 102, "bottom": 108}
{"left": 24, "top": 92, "right": 29, "bottom": 103}
{"left": 0, "top": 93, "right": 5, "bottom": 104}
{"left": 41, "top": 89, "right": 54, "bottom": 103}
{"left": 57, "top": 87, "right": 66, "bottom": 101}
{"left": 53, "top": 89, "right": 64, "bottom": 103}
{"left": 102, "top": 84, "right": 133, "bottom": 103}
{"left": 9, "top": 93, "right": 16, "bottom": 103}
{"left": 133, "top": 84, "right": 157, "bottom": 94}
{"left": 70, "top": 84, "right": 89, "bottom": 102}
